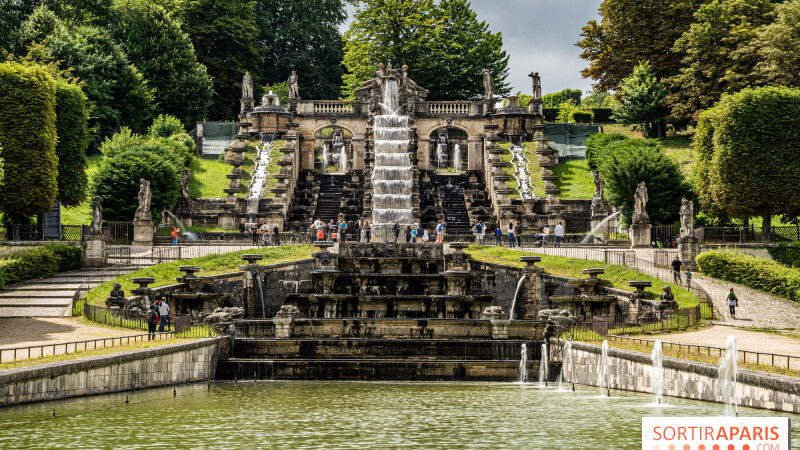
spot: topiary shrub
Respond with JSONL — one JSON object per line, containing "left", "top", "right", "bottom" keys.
{"left": 92, "top": 150, "right": 179, "bottom": 221}
{"left": 99, "top": 127, "right": 143, "bottom": 158}
{"left": 0, "top": 247, "right": 59, "bottom": 285}
{"left": 132, "top": 139, "right": 190, "bottom": 170}
{"left": 586, "top": 132, "right": 629, "bottom": 170}
{"left": 697, "top": 250, "right": 800, "bottom": 303}
{"left": 54, "top": 79, "right": 90, "bottom": 207}
{"left": 592, "top": 108, "right": 614, "bottom": 123}
{"left": 148, "top": 113, "right": 185, "bottom": 138}
{"left": 571, "top": 111, "right": 594, "bottom": 123}
{"left": 542, "top": 108, "right": 558, "bottom": 122}
{"left": 0, "top": 62, "right": 58, "bottom": 221}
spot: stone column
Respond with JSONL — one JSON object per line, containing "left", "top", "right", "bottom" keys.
{"left": 520, "top": 256, "right": 544, "bottom": 319}
{"left": 630, "top": 223, "right": 652, "bottom": 249}
{"left": 678, "top": 237, "right": 700, "bottom": 270}
{"left": 240, "top": 254, "right": 265, "bottom": 318}
{"left": 300, "top": 139, "right": 315, "bottom": 171}
{"left": 467, "top": 137, "right": 483, "bottom": 171}
{"left": 352, "top": 135, "right": 366, "bottom": 170}
{"left": 418, "top": 136, "right": 431, "bottom": 170}
{"left": 132, "top": 219, "right": 153, "bottom": 246}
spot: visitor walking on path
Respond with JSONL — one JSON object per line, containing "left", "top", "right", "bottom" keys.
{"left": 158, "top": 298, "right": 170, "bottom": 332}
{"left": 685, "top": 269, "right": 692, "bottom": 289}
{"left": 514, "top": 221, "right": 522, "bottom": 247}
{"left": 172, "top": 227, "right": 180, "bottom": 246}
{"left": 494, "top": 224, "right": 502, "bottom": 246}
{"left": 727, "top": 288, "right": 739, "bottom": 319}
{"left": 671, "top": 257, "right": 683, "bottom": 284}
{"left": 554, "top": 222, "right": 564, "bottom": 247}
{"left": 474, "top": 221, "right": 484, "bottom": 245}
{"left": 507, "top": 223, "right": 515, "bottom": 248}
{"left": 393, "top": 221, "right": 400, "bottom": 243}
{"left": 146, "top": 305, "right": 158, "bottom": 340}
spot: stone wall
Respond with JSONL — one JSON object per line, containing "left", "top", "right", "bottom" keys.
{"left": 0, "top": 338, "right": 226, "bottom": 406}
{"left": 468, "top": 260, "right": 523, "bottom": 314}
{"left": 565, "top": 341, "right": 800, "bottom": 414}
{"left": 247, "top": 259, "right": 314, "bottom": 318}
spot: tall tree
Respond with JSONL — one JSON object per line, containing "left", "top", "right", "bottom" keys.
{"left": 666, "top": 0, "right": 774, "bottom": 123}
{"left": 751, "top": 0, "right": 800, "bottom": 89}
{"left": 54, "top": 78, "right": 90, "bottom": 206}
{"left": 612, "top": 61, "right": 669, "bottom": 138}
{"left": 694, "top": 86, "right": 800, "bottom": 241}
{"left": 576, "top": 0, "right": 707, "bottom": 91}
{"left": 254, "top": 0, "right": 346, "bottom": 100}
{"left": 107, "top": 0, "right": 213, "bottom": 127}
{"left": 341, "top": 0, "right": 509, "bottom": 100}
{"left": 179, "top": 0, "right": 259, "bottom": 120}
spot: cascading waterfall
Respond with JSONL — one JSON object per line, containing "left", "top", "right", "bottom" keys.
{"left": 509, "top": 144, "right": 534, "bottom": 199}
{"left": 452, "top": 144, "right": 461, "bottom": 172}
{"left": 321, "top": 144, "right": 329, "bottom": 173}
{"left": 539, "top": 343, "right": 549, "bottom": 385}
{"left": 333, "top": 133, "right": 347, "bottom": 173}
{"left": 518, "top": 343, "right": 528, "bottom": 383}
{"left": 372, "top": 79, "right": 412, "bottom": 225}
{"left": 255, "top": 273, "right": 266, "bottom": 319}
{"left": 579, "top": 211, "right": 621, "bottom": 244}
{"left": 650, "top": 339, "right": 664, "bottom": 405}
{"left": 597, "top": 340, "right": 610, "bottom": 396}
{"left": 247, "top": 141, "right": 273, "bottom": 215}
{"left": 436, "top": 143, "right": 445, "bottom": 170}
{"left": 717, "top": 335, "right": 739, "bottom": 416}
{"left": 559, "top": 341, "right": 573, "bottom": 391}
{"left": 509, "top": 275, "right": 527, "bottom": 320}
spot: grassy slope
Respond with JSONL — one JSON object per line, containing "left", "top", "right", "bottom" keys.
{"left": 465, "top": 245, "right": 701, "bottom": 308}
{"left": 85, "top": 245, "right": 314, "bottom": 306}
{"left": 553, "top": 159, "right": 594, "bottom": 199}
{"left": 497, "top": 141, "right": 545, "bottom": 198}
{"left": 602, "top": 124, "right": 695, "bottom": 176}
{"left": 61, "top": 155, "right": 103, "bottom": 225}
{"left": 189, "top": 139, "right": 285, "bottom": 199}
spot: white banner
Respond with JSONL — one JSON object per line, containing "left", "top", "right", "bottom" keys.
{"left": 642, "top": 417, "right": 791, "bottom": 449}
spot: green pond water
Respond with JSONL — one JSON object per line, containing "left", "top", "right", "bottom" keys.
{"left": 1, "top": 381, "right": 798, "bottom": 449}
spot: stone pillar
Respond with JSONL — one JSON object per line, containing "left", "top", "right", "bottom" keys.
{"left": 300, "top": 140, "right": 315, "bottom": 171}
{"left": 418, "top": 137, "right": 431, "bottom": 170}
{"left": 520, "top": 256, "right": 545, "bottom": 318}
{"left": 352, "top": 135, "right": 366, "bottom": 170}
{"left": 84, "top": 236, "right": 105, "bottom": 267}
{"left": 630, "top": 223, "right": 652, "bottom": 249}
{"left": 678, "top": 237, "right": 700, "bottom": 270}
{"left": 490, "top": 318, "right": 510, "bottom": 339}
{"left": 272, "top": 305, "right": 299, "bottom": 338}
{"left": 467, "top": 137, "right": 483, "bottom": 171}
{"left": 132, "top": 219, "right": 153, "bottom": 246}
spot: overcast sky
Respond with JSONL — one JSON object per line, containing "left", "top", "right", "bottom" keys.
{"left": 342, "top": 0, "right": 603, "bottom": 96}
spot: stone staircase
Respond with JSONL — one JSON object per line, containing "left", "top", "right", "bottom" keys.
{"left": 313, "top": 174, "right": 345, "bottom": 224}
{"left": 285, "top": 170, "right": 316, "bottom": 232}
{"left": 438, "top": 175, "right": 471, "bottom": 234}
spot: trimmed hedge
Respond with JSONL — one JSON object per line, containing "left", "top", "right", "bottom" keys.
{"left": 55, "top": 79, "right": 90, "bottom": 207}
{"left": 696, "top": 250, "right": 800, "bottom": 303}
{"left": 0, "top": 244, "right": 83, "bottom": 288}
{"left": 571, "top": 111, "right": 594, "bottom": 123}
{"left": 542, "top": 107, "right": 615, "bottom": 123}
{"left": 768, "top": 243, "right": 800, "bottom": 268}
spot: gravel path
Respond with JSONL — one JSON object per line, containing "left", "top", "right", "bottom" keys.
{"left": 693, "top": 276, "right": 800, "bottom": 329}
{"left": 0, "top": 317, "right": 138, "bottom": 350}
{"left": 658, "top": 325, "right": 800, "bottom": 357}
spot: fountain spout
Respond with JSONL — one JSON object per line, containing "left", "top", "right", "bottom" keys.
{"left": 509, "top": 275, "right": 527, "bottom": 320}
{"left": 518, "top": 343, "right": 528, "bottom": 383}
{"left": 651, "top": 339, "right": 664, "bottom": 405}
{"left": 717, "top": 335, "right": 738, "bottom": 416}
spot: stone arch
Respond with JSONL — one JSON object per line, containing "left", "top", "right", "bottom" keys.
{"left": 415, "top": 118, "right": 486, "bottom": 172}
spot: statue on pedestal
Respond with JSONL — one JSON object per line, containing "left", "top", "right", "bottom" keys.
{"left": 134, "top": 178, "right": 151, "bottom": 221}
{"left": 180, "top": 168, "right": 191, "bottom": 204}
{"left": 288, "top": 70, "right": 299, "bottom": 99}
{"left": 90, "top": 195, "right": 103, "bottom": 235}
{"left": 591, "top": 171, "right": 607, "bottom": 212}
{"left": 529, "top": 72, "right": 542, "bottom": 99}
{"left": 632, "top": 181, "right": 650, "bottom": 224}
{"left": 106, "top": 282, "right": 126, "bottom": 309}
{"left": 482, "top": 69, "right": 494, "bottom": 102}
{"left": 679, "top": 198, "right": 694, "bottom": 238}
{"left": 242, "top": 71, "right": 254, "bottom": 99}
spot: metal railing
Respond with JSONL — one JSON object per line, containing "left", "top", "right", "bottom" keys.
{"left": 0, "top": 332, "right": 181, "bottom": 364}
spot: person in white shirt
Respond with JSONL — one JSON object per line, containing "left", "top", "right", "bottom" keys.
{"left": 158, "top": 297, "right": 170, "bottom": 331}
{"left": 554, "top": 222, "right": 565, "bottom": 247}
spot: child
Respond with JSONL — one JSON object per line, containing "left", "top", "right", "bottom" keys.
{"left": 685, "top": 269, "right": 693, "bottom": 289}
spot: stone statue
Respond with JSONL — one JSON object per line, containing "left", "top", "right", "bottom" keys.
{"left": 90, "top": 195, "right": 103, "bottom": 235}
{"left": 659, "top": 285, "right": 677, "bottom": 310}
{"left": 105, "top": 282, "right": 126, "bottom": 309}
{"left": 180, "top": 168, "right": 191, "bottom": 202}
{"left": 632, "top": 181, "right": 650, "bottom": 224}
{"left": 135, "top": 178, "right": 151, "bottom": 221}
{"left": 591, "top": 171, "right": 606, "bottom": 211}
{"left": 482, "top": 69, "right": 494, "bottom": 101}
{"left": 288, "top": 70, "right": 299, "bottom": 99}
{"left": 242, "top": 71, "right": 254, "bottom": 99}
{"left": 679, "top": 198, "right": 694, "bottom": 238}
{"left": 529, "top": 72, "right": 542, "bottom": 99}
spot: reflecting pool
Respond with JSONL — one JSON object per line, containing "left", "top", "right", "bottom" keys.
{"left": 1, "top": 381, "right": 798, "bottom": 448}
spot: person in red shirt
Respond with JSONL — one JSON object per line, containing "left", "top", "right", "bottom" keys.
{"left": 171, "top": 227, "right": 179, "bottom": 246}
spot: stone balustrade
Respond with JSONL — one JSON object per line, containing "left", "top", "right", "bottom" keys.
{"left": 426, "top": 101, "right": 473, "bottom": 116}
{"left": 312, "top": 101, "right": 354, "bottom": 115}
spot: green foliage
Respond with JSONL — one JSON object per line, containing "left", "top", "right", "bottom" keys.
{"left": 752, "top": 0, "right": 800, "bottom": 89}
{"left": 0, "top": 62, "right": 59, "bottom": 220}
{"left": 99, "top": 127, "right": 143, "bottom": 158}
{"left": 261, "top": 82, "right": 289, "bottom": 106}
{"left": 582, "top": 88, "right": 616, "bottom": 109}
{"left": 43, "top": 24, "right": 155, "bottom": 145}
{"left": 542, "top": 89, "right": 582, "bottom": 108}
{"left": 599, "top": 138, "right": 693, "bottom": 226}
{"left": 341, "top": 0, "right": 510, "bottom": 101}
{"left": 179, "top": 0, "right": 259, "bottom": 119}
{"left": 586, "top": 132, "right": 629, "bottom": 171}
{"left": 131, "top": 139, "right": 191, "bottom": 171}
{"left": 255, "top": 0, "right": 345, "bottom": 101}
{"left": 768, "top": 243, "right": 800, "bottom": 268}
{"left": 612, "top": 61, "right": 669, "bottom": 138}
{"left": 666, "top": 0, "right": 774, "bottom": 124}
{"left": 593, "top": 108, "right": 615, "bottom": 123}
{"left": 108, "top": 0, "right": 212, "bottom": 126}
{"left": 694, "top": 86, "right": 800, "bottom": 234}
{"left": 0, "top": 243, "right": 83, "bottom": 287}
{"left": 92, "top": 150, "right": 179, "bottom": 221}
{"left": 13, "top": 4, "right": 64, "bottom": 53}
{"left": 542, "top": 108, "right": 559, "bottom": 122}
{"left": 697, "top": 250, "right": 800, "bottom": 303}
{"left": 555, "top": 99, "right": 594, "bottom": 123}
{"left": 54, "top": 79, "right": 90, "bottom": 207}
{"left": 576, "top": 0, "right": 704, "bottom": 91}
{"left": 571, "top": 111, "right": 594, "bottom": 124}
{"left": 148, "top": 114, "right": 185, "bottom": 138}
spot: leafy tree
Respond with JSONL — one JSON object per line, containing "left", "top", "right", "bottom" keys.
{"left": 12, "top": 4, "right": 64, "bottom": 54}
{"left": 148, "top": 114, "right": 185, "bottom": 138}
{"left": 0, "top": 62, "right": 58, "bottom": 220}
{"left": 751, "top": 0, "right": 800, "bottom": 89}
{"left": 254, "top": 0, "right": 346, "bottom": 100}
{"left": 99, "top": 127, "right": 143, "bottom": 158}
{"left": 585, "top": 132, "right": 629, "bottom": 171}
{"left": 261, "top": 81, "right": 289, "bottom": 106}
{"left": 92, "top": 150, "right": 179, "bottom": 221}
{"left": 581, "top": 87, "right": 616, "bottom": 109}
{"left": 542, "top": 89, "right": 582, "bottom": 108}
{"left": 54, "top": 79, "right": 90, "bottom": 206}
{"left": 694, "top": 86, "right": 800, "bottom": 241}
{"left": 666, "top": 0, "right": 774, "bottom": 123}
{"left": 179, "top": 0, "right": 259, "bottom": 119}
{"left": 107, "top": 0, "right": 213, "bottom": 127}
{"left": 599, "top": 138, "right": 692, "bottom": 226}
{"left": 341, "top": 0, "right": 510, "bottom": 101}
{"left": 612, "top": 61, "right": 669, "bottom": 138}
{"left": 576, "top": 0, "right": 706, "bottom": 91}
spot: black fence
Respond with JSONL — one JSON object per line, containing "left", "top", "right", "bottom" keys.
{"left": 0, "top": 332, "right": 183, "bottom": 364}
{"left": 0, "top": 224, "right": 84, "bottom": 241}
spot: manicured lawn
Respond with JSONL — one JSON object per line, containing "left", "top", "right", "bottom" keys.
{"left": 85, "top": 245, "right": 314, "bottom": 306}
{"left": 465, "top": 245, "right": 702, "bottom": 308}
{"left": 553, "top": 159, "right": 594, "bottom": 199}
{"left": 601, "top": 124, "right": 695, "bottom": 176}
{"left": 61, "top": 155, "right": 103, "bottom": 225}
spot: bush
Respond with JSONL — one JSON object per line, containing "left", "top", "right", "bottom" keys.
{"left": 768, "top": 243, "right": 800, "bottom": 268}
{"left": 543, "top": 108, "right": 558, "bottom": 122}
{"left": 47, "top": 243, "right": 83, "bottom": 272}
{"left": 99, "top": 127, "right": 144, "bottom": 158}
{"left": 571, "top": 111, "right": 594, "bottom": 123}
{"left": 697, "top": 250, "right": 800, "bottom": 303}
{"left": 133, "top": 139, "right": 191, "bottom": 170}
{"left": 148, "top": 114, "right": 185, "bottom": 138}
{"left": 0, "top": 243, "right": 83, "bottom": 287}
{"left": 92, "top": 150, "right": 179, "bottom": 221}
{"left": 586, "top": 132, "right": 629, "bottom": 170}
{"left": 542, "top": 88, "right": 582, "bottom": 108}
{"left": 592, "top": 108, "right": 614, "bottom": 123}
{"left": 54, "top": 79, "right": 90, "bottom": 207}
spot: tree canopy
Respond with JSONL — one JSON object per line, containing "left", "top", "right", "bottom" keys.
{"left": 341, "top": 0, "right": 510, "bottom": 101}
{"left": 612, "top": 61, "right": 669, "bottom": 138}
{"left": 542, "top": 89, "right": 582, "bottom": 108}
{"left": 54, "top": 78, "right": 90, "bottom": 207}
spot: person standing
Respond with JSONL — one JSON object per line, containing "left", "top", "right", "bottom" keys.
{"left": 422, "top": 227, "right": 429, "bottom": 243}
{"left": 327, "top": 219, "right": 336, "bottom": 241}
{"left": 272, "top": 224, "right": 280, "bottom": 246}
{"left": 364, "top": 220, "right": 371, "bottom": 243}
{"left": 685, "top": 269, "right": 693, "bottom": 289}
{"left": 726, "top": 288, "right": 738, "bottom": 319}
{"left": 356, "top": 219, "right": 363, "bottom": 242}
{"left": 514, "top": 221, "right": 523, "bottom": 247}
{"left": 172, "top": 227, "right": 179, "bottom": 247}
{"left": 146, "top": 305, "right": 158, "bottom": 340}
{"left": 411, "top": 225, "right": 417, "bottom": 243}
{"left": 474, "top": 221, "right": 484, "bottom": 245}
{"left": 259, "top": 222, "right": 270, "bottom": 245}
{"left": 671, "top": 257, "right": 683, "bottom": 284}
{"left": 338, "top": 220, "right": 347, "bottom": 242}
{"left": 554, "top": 222, "right": 565, "bottom": 247}
{"left": 507, "top": 223, "right": 515, "bottom": 248}
{"left": 310, "top": 220, "right": 318, "bottom": 243}
{"left": 370, "top": 222, "right": 377, "bottom": 242}
{"left": 393, "top": 221, "right": 400, "bottom": 243}
{"left": 158, "top": 297, "right": 170, "bottom": 332}
{"left": 405, "top": 225, "right": 412, "bottom": 243}
{"left": 436, "top": 220, "right": 445, "bottom": 244}
{"left": 250, "top": 225, "right": 259, "bottom": 245}
{"left": 494, "top": 224, "right": 502, "bottom": 246}
{"left": 541, "top": 226, "right": 550, "bottom": 247}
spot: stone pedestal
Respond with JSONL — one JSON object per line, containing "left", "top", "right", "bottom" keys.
{"left": 490, "top": 319, "right": 510, "bottom": 339}
{"left": 132, "top": 219, "right": 153, "bottom": 246}
{"left": 629, "top": 223, "right": 652, "bottom": 248}
{"left": 678, "top": 237, "right": 700, "bottom": 270}
{"left": 85, "top": 236, "right": 105, "bottom": 267}
{"left": 273, "top": 317, "right": 294, "bottom": 338}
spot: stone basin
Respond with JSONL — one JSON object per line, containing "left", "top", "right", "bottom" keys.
{"left": 448, "top": 242, "right": 469, "bottom": 250}
{"left": 550, "top": 294, "right": 617, "bottom": 303}
{"left": 314, "top": 242, "right": 335, "bottom": 250}
{"left": 241, "top": 254, "right": 264, "bottom": 264}
{"left": 582, "top": 268, "right": 605, "bottom": 278}
{"left": 629, "top": 280, "right": 653, "bottom": 290}
{"left": 520, "top": 256, "right": 541, "bottom": 265}
{"left": 132, "top": 277, "right": 155, "bottom": 288}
